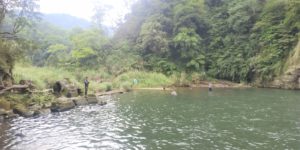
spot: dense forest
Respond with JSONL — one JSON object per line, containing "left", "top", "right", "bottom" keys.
{"left": 0, "top": 0, "right": 300, "bottom": 89}
{"left": 114, "top": 0, "right": 300, "bottom": 84}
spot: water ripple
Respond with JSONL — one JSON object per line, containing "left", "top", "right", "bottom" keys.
{"left": 1, "top": 89, "right": 300, "bottom": 149}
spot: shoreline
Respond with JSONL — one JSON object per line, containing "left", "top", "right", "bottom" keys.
{"left": 0, "top": 90, "right": 126, "bottom": 121}
{"left": 133, "top": 81, "right": 251, "bottom": 90}
{"left": 0, "top": 81, "right": 293, "bottom": 121}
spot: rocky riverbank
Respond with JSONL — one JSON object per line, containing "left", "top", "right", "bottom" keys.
{"left": 0, "top": 90, "right": 125, "bottom": 121}
{"left": 135, "top": 80, "right": 250, "bottom": 91}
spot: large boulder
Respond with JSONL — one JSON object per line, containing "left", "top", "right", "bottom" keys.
{"left": 34, "top": 109, "right": 51, "bottom": 116}
{"left": 13, "top": 104, "right": 34, "bottom": 118}
{"left": 53, "top": 79, "right": 82, "bottom": 97}
{"left": 4, "top": 110, "right": 18, "bottom": 119}
{"left": 0, "top": 98, "right": 11, "bottom": 110}
{"left": 86, "top": 95, "right": 98, "bottom": 104}
{"left": 43, "top": 102, "right": 52, "bottom": 108}
{"left": 51, "top": 97, "right": 75, "bottom": 112}
{"left": 270, "top": 68, "right": 300, "bottom": 89}
{"left": 72, "top": 97, "right": 88, "bottom": 106}
{"left": 0, "top": 108, "right": 7, "bottom": 115}
{"left": 0, "top": 109, "right": 18, "bottom": 119}
{"left": 99, "top": 101, "right": 107, "bottom": 106}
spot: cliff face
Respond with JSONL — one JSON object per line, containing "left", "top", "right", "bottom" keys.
{"left": 270, "top": 39, "right": 300, "bottom": 89}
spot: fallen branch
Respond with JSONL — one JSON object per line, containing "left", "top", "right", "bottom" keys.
{"left": 30, "top": 89, "right": 53, "bottom": 94}
{"left": 0, "top": 85, "right": 29, "bottom": 95}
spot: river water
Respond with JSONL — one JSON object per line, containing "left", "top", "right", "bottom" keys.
{"left": 0, "top": 88, "right": 300, "bottom": 150}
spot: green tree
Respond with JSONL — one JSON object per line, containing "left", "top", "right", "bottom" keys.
{"left": 0, "top": 0, "right": 39, "bottom": 85}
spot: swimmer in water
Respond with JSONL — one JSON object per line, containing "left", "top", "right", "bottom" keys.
{"left": 171, "top": 91, "right": 177, "bottom": 96}
{"left": 208, "top": 82, "right": 212, "bottom": 92}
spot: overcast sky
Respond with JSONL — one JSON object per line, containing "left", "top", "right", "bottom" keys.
{"left": 38, "top": 0, "right": 136, "bottom": 27}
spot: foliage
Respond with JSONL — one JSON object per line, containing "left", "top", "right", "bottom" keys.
{"left": 98, "top": 82, "right": 113, "bottom": 92}
{"left": 0, "top": 0, "right": 39, "bottom": 39}
{"left": 4, "top": 0, "right": 300, "bottom": 88}
{"left": 0, "top": 0, "right": 39, "bottom": 84}
{"left": 113, "top": 71, "right": 173, "bottom": 88}
{"left": 13, "top": 64, "right": 81, "bottom": 89}
{"left": 112, "top": 0, "right": 299, "bottom": 84}
{"left": 120, "top": 81, "right": 132, "bottom": 92}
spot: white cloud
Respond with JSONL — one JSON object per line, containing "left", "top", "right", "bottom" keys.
{"left": 38, "top": 0, "right": 136, "bottom": 27}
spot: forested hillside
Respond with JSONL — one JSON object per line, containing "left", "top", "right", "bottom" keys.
{"left": 0, "top": 0, "right": 299, "bottom": 89}
{"left": 114, "top": 0, "right": 300, "bottom": 84}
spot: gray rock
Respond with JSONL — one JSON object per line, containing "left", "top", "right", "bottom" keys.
{"left": 86, "top": 95, "right": 98, "bottom": 104}
{"left": 99, "top": 101, "right": 107, "bottom": 106}
{"left": 72, "top": 97, "right": 88, "bottom": 106}
{"left": 13, "top": 109, "right": 34, "bottom": 118}
{"left": 51, "top": 97, "right": 75, "bottom": 112}
{"left": 6, "top": 110, "right": 19, "bottom": 119}
{"left": 269, "top": 67, "right": 300, "bottom": 90}
{"left": 28, "top": 105, "right": 42, "bottom": 112}
{"left": 13, "top": 105, "right": 34, "bottom": 118}
{"left": 43, "top": 102, "right": 52, "bottom": 108}
{"left": 0, "top": 116, "right": 4, "bottom": 122}
{"left": 0, "top": 108, "right": 8, "bottom": 115}
{"left": 34, "top": 109, "right": 51, "bottom": 116}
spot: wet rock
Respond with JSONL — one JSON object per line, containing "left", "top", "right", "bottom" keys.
{"left": 86, "top": 95, "right": 98, "bottom": 104}
{"left": 269, "top": 67, "right": 300, "bottom": 89}
{"left": 0, "top": 108, "right": 7, "bottom": 115}
{"left": 0, "top": 115, "right": 4, "bottom": 122}
{"left": 43, "top": 102, "right": 52, "bottom": 108}
{"left": 51, "top": 97, "right": 75, "bottom": 112}
{"left": 28, "top": 104, "right": 42, "bottom": 112}
{"left": 0, "top": 99, "right": 11, "bottom": 110}
{"left": 34, "top": 109, "right": 51, "bottom": 116}
{"left": 4, "top": 110, "right": 18, "bottom": 119}
{"left": 99, "top": 101, "right": 107, "bottom": 106}
{"left": 15, "top": 133, "right": 25, "bottom": 138}
{"left": 13, "top": 104, "right": 34, "bottom": 118}
{"left": 53, "top": 80, "right": 81, "bottom": 97}
{"left": 72, "top": 97, "right": 88, "bottom": 106}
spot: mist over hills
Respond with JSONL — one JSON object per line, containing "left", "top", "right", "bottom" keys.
{"left": 42, "top": 13, "right": 92, "bottom": 29}
{"left": 42, "top": 13, "right": 115, "bottom": 36}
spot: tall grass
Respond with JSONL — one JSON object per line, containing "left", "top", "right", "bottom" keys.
{"left": 284, "top": 39, "right": 300, "bottom": 72}
{"left": 13, "top": 64, "right": 113, "bottom": 93}
{"left": 13, "top": 64, "right": 81, "bottom": 89}
{"left": 113, "top": 71, "right": 173, "bottom": 88}
{"left": 13, "top": 65, "right": 176, "bottom": 92}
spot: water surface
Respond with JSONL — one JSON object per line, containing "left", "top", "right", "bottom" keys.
{"left": 1, "top": 88, "right": 300, "bottom": 149}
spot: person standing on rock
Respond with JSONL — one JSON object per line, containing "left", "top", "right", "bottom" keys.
{"left": 84, "top": 77, "right": 89, "bottom": 96}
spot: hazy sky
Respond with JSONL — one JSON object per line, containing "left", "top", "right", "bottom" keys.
{"left": 38, "top": 0, "right": 136, "bottom": 27}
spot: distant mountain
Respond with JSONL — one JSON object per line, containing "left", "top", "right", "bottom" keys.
{"left": 42, "top": 13, "right": 91, "bottom": 29}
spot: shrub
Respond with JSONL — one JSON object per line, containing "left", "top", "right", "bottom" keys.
{"left": 120, "top": 81, "right": 132, "bottom": 92}
{"left": 113, "top": 71, "right": 173, "bottom": 88}
{"left": 98, "top": 82, "right": 113, "bottom": 92}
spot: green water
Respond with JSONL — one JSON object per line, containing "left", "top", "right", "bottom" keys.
{"left": 0, "top": 88, "right": 300, "bottom": 149}
{"left": 117, "top": 88, "right": 300, "bottom": 149}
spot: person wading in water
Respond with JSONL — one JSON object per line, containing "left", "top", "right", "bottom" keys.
{"left": 84, "top": 77, "right": 89, "bottom": 96}
{"left": 208, "top": 82, "right": 212, "bottom": 92}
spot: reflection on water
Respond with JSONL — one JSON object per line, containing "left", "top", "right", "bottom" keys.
{"left": 1, "top": 88, "right": 300, "bottom": 149}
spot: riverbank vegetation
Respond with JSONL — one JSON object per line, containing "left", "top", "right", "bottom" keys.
{"left": 1, "top": 0, "right": 299, "bottom": 92}
{"left": 0, "top": 0, "right": 298, "bottom": 119}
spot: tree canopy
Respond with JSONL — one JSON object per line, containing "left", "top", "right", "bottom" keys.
{"left": 1, "top": 0, "right": 299, "bottom": 86}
